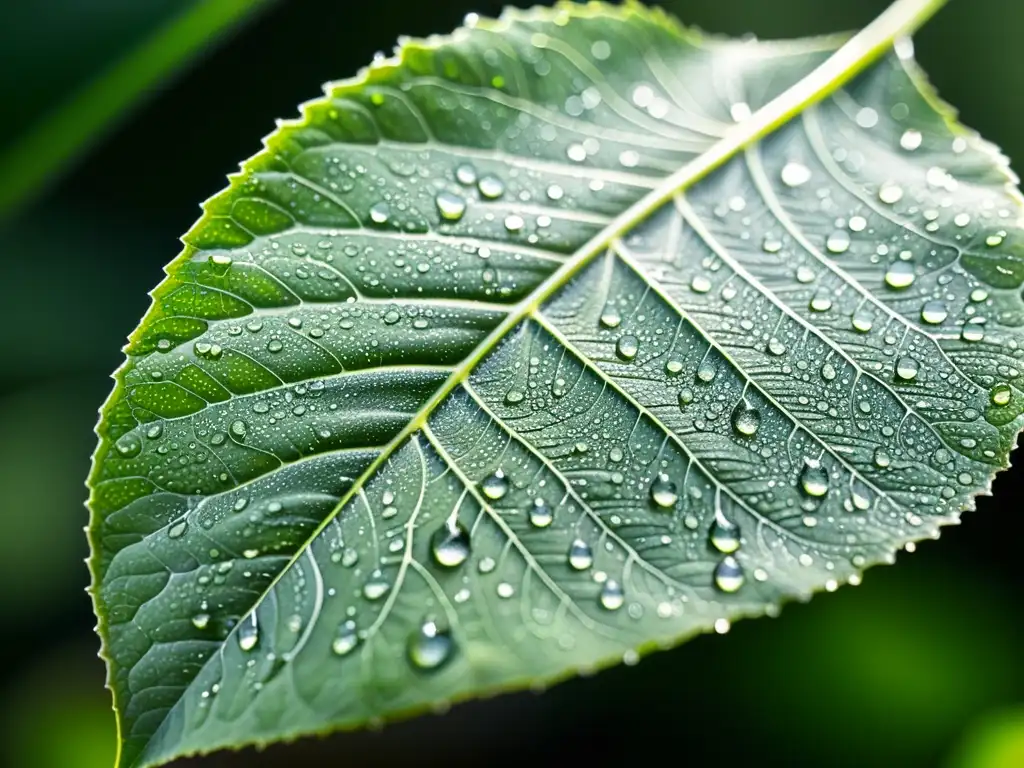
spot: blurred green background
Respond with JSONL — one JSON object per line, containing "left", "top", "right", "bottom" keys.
{"left": 1, "top": 1, "right": 1021, "bottom": 766}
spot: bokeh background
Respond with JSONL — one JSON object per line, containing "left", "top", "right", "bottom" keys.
{"left": 1, "top": 1, "right": 1022, "bottom": 766}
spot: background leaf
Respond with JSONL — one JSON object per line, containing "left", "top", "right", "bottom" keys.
{"left": 0, "top": 0, "right": 277, "bottom": 220}
{"left": 86, "top": 2, "right": 1024, "bottom": 766}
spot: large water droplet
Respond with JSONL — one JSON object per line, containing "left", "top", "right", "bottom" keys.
{"left": 362, "top": 572, "right": 391, "bottom": 600}
{"left": 616, "top": 334, "right": 639, "bottom": 361}
{"left": 991, "top": 383, "right": 1012, "bottom": 406}
{"left": 478, "top": 175, "right": 505, "bottom": 199}
{"left": 369, "top": 202, "right": 390, "bottom": 225}
{"left": 436, "top": 191, "right": 467, "bottom": 221}
{"left": 732, "top": 400, "right": 761, "bottom": 436}
{"left": 697, "top": 359, "right": 717, "bottom": 382}
{"left": 781, "top": 162, "right": 811, "bottom": 188}
{"left": 900, "top": 129, "right": 922, "bottom": 151}
{"left": 710, "top": 510, "right": 740, "bottom": 554}
{"left": 799, "top": 459, "right": 829, "bottom": 498}
{"left": 529, "top": 498, "right": 553, "bottom": 528}
{"left": 961, "top": 319, "right": 985, "bottom": 342}
{"left": 599, "top": 580, "right": 624, "bottom": 610}
{"left": 714, "top": 556, "right": 744, "bottom": 593}
{"left": 852, "top": 308, "right": 874, "bottom": 333}
{"left": 809, "top": 291, "right": 833, "bottom": 312}
{"left": 895, "top": 356, "right": 919, "bottom": 382}
{"left": 826, "top": 230, "right": 851, "bottom": 254}
{"left": 431, "top": 517, "right": 471, "bottom": 568}
{"left": 481, "top": 470, "right": 508, "bottom": 500}
{"left": 115, "top": 433, "right": 142, "bottom": 458}
{"left": 568, "top": 539, "right": 593, "bottom": 570}
{"left": 884, "top": 261, "right": 915, "bottom": 289}
{"left": 600, "top": 310, "right": 621, "bottom": 328}
{"left": 650, "top": 472, "right": 678, "bottom": 508}
{"left": 238, "top": 614, "right": 259, "bottom": 651}
{"left": 878, "top": 183, "right": 904, "bottom": 205}
{"left": 408, "top": 617, "right": 454, "bottom": 670}
{"left": 921, "top": 300, "right": 948, "bottom": 325}
{"left": 331, "top": 620, "right": 358, "bottom": 656}
{"left": 455, "top": 163, "right": 477, "bottom": 185}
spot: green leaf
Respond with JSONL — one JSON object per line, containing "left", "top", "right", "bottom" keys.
{"left": 0, "top": 0, "right": 277, "bottom": 221}
{"left": 87, "top": 0, "right": 1024, "bottom": 764}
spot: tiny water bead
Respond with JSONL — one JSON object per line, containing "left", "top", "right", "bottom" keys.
{"left": 650, "top": 473, "right": 679, "bottom": 508}
{"left": 731, "top": 400, "right": 761, "bottom": 436}
{"left": 895, "top": 356, "right": 919, "bottom": 382}
{"left": 407, "top": 618, "right": 454, "bottom": 670}
{"left": 921, "top": 300, "right": 948, "bottom": 325}
{"left": 237, "top": 615, "right": 259, "bottom": 651}
{"left": 799, "top": 459, "right": 829, "bottom": 498}
{"left": 481, "top": 470, "right": 509, "bottom": 500}
{"left": 331, "top": 620, "right": 358, "bottom": 656}
{"left": 616, "top": 334, "right": 639, "bottom": 361}
{"left": 529, "top": 498, "right": 553, "bottom": 528}
{"left": 568, "top": 539, "right": 594, "bottom": 570}
{"left": 599, "top": 580, "right": 625, "bottom": 610}
{"left": 435, "top": 191, "right": 467, "bottom": 221}
{"left": 431, "top": 517, "right": 471, "bottom": 568}
{"left": 714, "top": 556, "right": 744, "bottom": 593}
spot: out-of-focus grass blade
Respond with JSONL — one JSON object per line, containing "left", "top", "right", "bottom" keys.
{"left": 0, "top": 0, "right": 277, "bottom": 222}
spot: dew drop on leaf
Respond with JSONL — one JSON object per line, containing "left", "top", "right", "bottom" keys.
{"left": 435, "top": 191, "right": 467, "bottom": 221}
{"left": 481, "top": 470, "right": 509, "bottom": 500}
{"left": 991, "top": 383, "right": 1012, "bottom": 406}
{"left": 650, "top": 472, "right": 678, "bottom": 508}
{"left": 529, "top": 498, "right": 553, "bottom": 528}
{"left": 478, "top": 175, "right": 505, "bottom": 199}
{"left": 599, "top": 580, "right": 625, "bottom": 610}
{"left": 731, "top": 400, "right": 761, "bottom": 436}
{"left": 714, "top": 556, "right": 744, "bottom": 593}
{"left": 568, "top": 538, "right": 593, "bottom": 570}
{"left": 431, "top": 517, "right": 471, "bottom": 568}
{"left": 895, "top": 356, "right": 919, "bottom": 381}
{"left": 780, "top": 161, "right": 811, "bottom": 187}
{"left": 884, "top": 261, "right": 915, "bottom": 289}
{"left": 616, "top": 334, "right": 639, "bottom": 360}
{"left": 332, "top": 620, "right": 358, "bottom": 656}
{"left": 407, "top": 617, "right": 454, "bottom": 670}
{"left": 238, "top": 614, "right": 259, "bottom": 652}
{"left": 799, "top": 458, "right": 829, "bottom": 497}
{"left": 920, "top": 300, "right": 948, "bottom": 324}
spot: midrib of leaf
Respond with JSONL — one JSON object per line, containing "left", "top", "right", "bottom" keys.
{"left": 132, "top": 0, "right": 951, "bottom": 758}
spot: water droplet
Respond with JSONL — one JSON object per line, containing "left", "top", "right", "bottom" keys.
{"left": 873, "top": 447, "right": 891, "bottom": 468}
{"left": 504, "top": 214, "right": 525, "bottom": 232}
{"left": 809, "top": 291, "right": 833, "bottom": 312}
{"left": 619, "top": 150, "right": 640, "bottom": 168}
{"left": 362, "top": 573, "right": 391, "bottom": 600}
{"left": 986, "top": 231, "right": 1006, "bottom": 248}
{"left": 691, "top": 275, "right": 711, "bottom": 293}
{"left": 766, "top": 337, "right": 787, "bottom": 356}
{"left": 599, "top": 580, "right": 624, "bottom": 610}
{"left": 849, "top": 215, "right": 868, "bottom": 232}
{"left": 230, "top": 419, "right": 248, "bottom": 440}
{"left": 991, "top": 383, "right": 1012, "bottom": 406}
{"left": 481, "top": 470, "right": 508, "bottom": 500}
{"left": 826, "top": 230, "right": 851, "bottom": 254}
{"left": 895, "top": 356, "right": 919, "bottom": 381}
{"left": 856, "top": 107, "right": 879, "bottom": 129}
{"left": 954, "top": 212, "right": 971, "bottom": 228}
{"left": 800, "top": 459, "right": 829, "bottom": 497}
{"left": 547, "top": 184, "right": 564, "bottom": 201}
{"left": 529, "top": 498, "right": 553, "bottom": 528}
{"left": 921, "top": 300, "right": 948, "bottom": 325}
{"left": 732, "top": 400, "right": 761, "bottom": 436}
{"left": 878, "top": 183, "right": 904, "bottom": 204}
{"left": 650, "top": 473, "right": 678, "bottom": 508}
{"left": 697, "top": 359, "right": 717, "bottom": 382}
{"left": 568, "top": 539, "right": 593, "bottom": 570}
{"left": 407, "top": 617, "right": 454, "bottom": 670}
{"left": 600, "top": 310, "right": 621, "bottom": 328}
{"left": 900, "top": 129, "right": 922, "bottom": 151}
{"left": 478, "top": 175, "right": 505, "bottom": 199}
{"left": 455, "top": 163, "right": 477, "bottom": 185}
{"left": 192, "top": 613, "right": 210, "bottom": 630}
{"left": 431, "top": 517, "right": 471, "bottom": 568}
{"left": 115, "top": 434, "right": 141, "bottom": 458}
{"left": 168, "top": 520, "right": 188, "bottom": 539}
{"left": 665, "top": 360, "right": 684, "bottom": 376}
{"left": 714, "top": 556, "right": 744, "bottom": 593}
{"left": 852, "top": 309, "right": 874, "bottom": 333}
{"left": 678, "top": 388, "right": 694, "bottom": 407}
{"left": 821, "top": 362, "right": 837, "bottom": 381}
{"left": 332, "top": 620, "right": 358, "bottom": 656}
{"left": 763, "top": 235, "right": 783, "bottom": 253}
{"left": 369, "top": 202, "right": 390, "bottom": 224}
{"left": 961, "top": 320, "right": 985, "bottom": 342}
{"left": 710, "top": 510, "right": 740, "bottom": 554}
{"left": 884, "top": 261, "right": 915, "bottom": 289}
{"left": 566, "top": 144, "right": 587, "bottom": 163}
{"left": 616, "top": 334, "right": 639, "bottom": 361}
{"left": 436, "top": 191, "right": 466, "bottom": 221}
{"left": 781, "top": 162, "right": 811, "bottom": 188}
{"left": 238, "top": 614, "right": 259, "bottom": 651}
